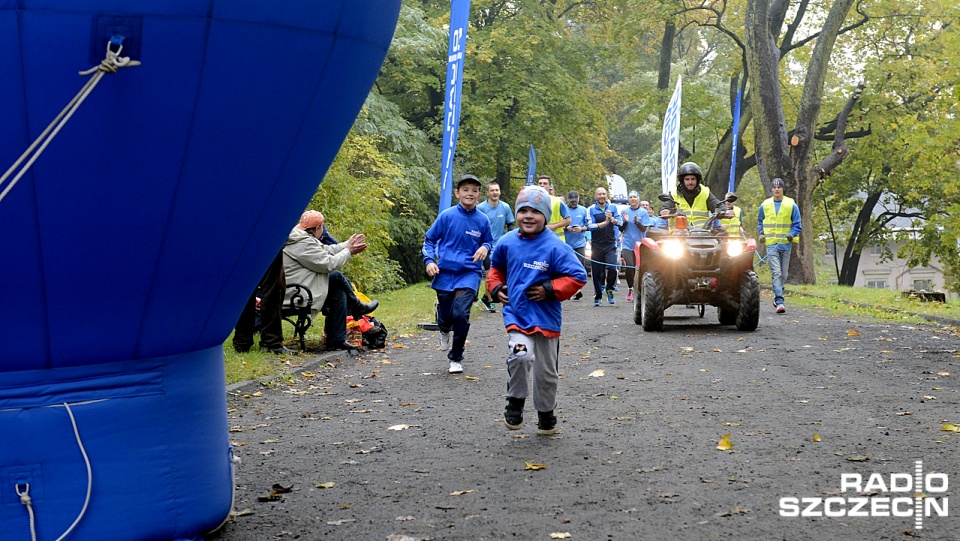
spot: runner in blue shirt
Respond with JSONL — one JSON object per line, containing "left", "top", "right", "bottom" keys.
{"left": 618, "top": 190, "right": 652, "bottom": 302}
{"left": 477, "top": 181, "right": 515, "bottom": 309}
{"left": 422, "top": 174, "right": 494, "bottom": 374}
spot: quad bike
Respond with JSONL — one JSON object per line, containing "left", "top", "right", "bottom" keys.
{"left": 633, "top": 196, "right": 760, "bottom": 332}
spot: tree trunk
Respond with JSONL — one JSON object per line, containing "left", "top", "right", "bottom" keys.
{"left": 744, "top": 0, "right": 791, "bottom": 185}
{"left": 657, "top": 20, "right": 676, "bottom": 92}
{"left": 838, "top": 191, "right": 882, "bottom": 286}
{"left": 746, "top": 0, "right": 857, "bottom": 284}
{"left": 787, "top": 0, "right": 857, "bottom": 284}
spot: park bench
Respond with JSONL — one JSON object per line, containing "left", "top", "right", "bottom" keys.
{"left": 901, "top": 290, "right": 947, "bottom": 303}
{"left": 279, "top": 283, "right": 314, "bottom": 351}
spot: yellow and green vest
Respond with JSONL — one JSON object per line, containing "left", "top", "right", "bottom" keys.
{"left": 549, "top": 195, "right": 565, "bottom": 241}
{"left": 719, "top": 205, "right": 743, "bottom": 231}
{"left": 760, "top": 197, "right": 799, "bottom": 245}
{"left": 670, "top": 185, "right": 712, "bottom": 228}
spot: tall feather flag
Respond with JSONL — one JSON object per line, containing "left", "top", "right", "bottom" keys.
{"left": 438, "top": 0, "right": 471, "bottom": 212}
{"left": 660, "top": 76, "right": 682, "bottom": 194}
{"left": 526, "top": 146, "right": 537, "bottom": 186}
{"left": 728, "top": 87, "right": 742, "bottom": 194}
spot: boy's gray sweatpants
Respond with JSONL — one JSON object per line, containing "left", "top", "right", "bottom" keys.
{"left": 505, "top": 330, "right": 560, "bottom": 413}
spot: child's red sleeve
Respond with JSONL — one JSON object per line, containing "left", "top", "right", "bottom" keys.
{"left": 487, "top": 267, "right": 506, "bottom": 295}
{"left": 551, "top": 276, "right": 587, "bottom": 301}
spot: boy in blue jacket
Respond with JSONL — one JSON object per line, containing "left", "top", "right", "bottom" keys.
{"left": 422, "top": 174, "right": 493, "bottom": 374}
{"left": 487, "top": 186, "right": 588, "bottom": 434}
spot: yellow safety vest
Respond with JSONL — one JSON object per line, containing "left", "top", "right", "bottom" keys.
{"left": 760, "top": 197, "right": 799, "bottom": 245}
{"left": 549, "top": 195, "right": 565, "bottom": 241}
{"left": 719, "top": 206, "right": 743, "bottom": 230}
{"left": 670, "top": 185, "right": 712, "bottom": 228}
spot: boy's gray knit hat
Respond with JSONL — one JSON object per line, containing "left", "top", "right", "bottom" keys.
{"left": 515, "top": 185, "right": 553, "bottom": 219}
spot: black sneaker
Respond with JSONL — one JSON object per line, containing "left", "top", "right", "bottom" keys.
{"left": 536, "top": 410, "right": 557, "bottom": 435}
{"left": 504, "top": 397, "right": 524, "bottom": 430}
{"left": 573, "top": 291, "right": 583, "bottom": 301}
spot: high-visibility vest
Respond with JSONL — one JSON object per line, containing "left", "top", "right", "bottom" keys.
{"left": 549, "top": 195, "right": 565, "bottom": 241}
{"left": 760, "top": 197, "right": 799, "bottom": 245}
{"left": 720, "top": 206, "right": 742, "bottom": 230}
{"left": 670, "top": 185, "right": 712, "bottom": 228}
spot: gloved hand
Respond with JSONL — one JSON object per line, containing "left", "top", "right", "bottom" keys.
{"left": 786, "top": 235, "right": 794, "bottom": 243}
{"left": 758, "top": 234, "right": 765, "bottom": 244}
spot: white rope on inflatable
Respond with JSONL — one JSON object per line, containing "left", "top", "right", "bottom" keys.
{"left": 14, "top": 402, "right": 93, "bottom": 541}
{"left": 15, "top": 483, "right": 37, "bottom": 541}
{"left": 0, "top": 42, "right": 141, "bottom": 204}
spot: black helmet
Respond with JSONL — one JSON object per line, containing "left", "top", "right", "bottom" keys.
{"left": 677, "top": 162, "right": 703, "bottom": 184}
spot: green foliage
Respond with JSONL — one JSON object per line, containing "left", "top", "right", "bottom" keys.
{"left": 308, "top": 132, "right": 404, "bottom": 293}
{"left": 300, "top": 0, "right": 959, "bottom": 294}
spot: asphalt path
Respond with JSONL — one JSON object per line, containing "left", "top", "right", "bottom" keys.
{"left": 217, "top": 288, "right": 959, "bottom": 541}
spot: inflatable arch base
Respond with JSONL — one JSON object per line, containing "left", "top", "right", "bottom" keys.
{"left": 1, "top": 347, "right": 233, "bottom": 540}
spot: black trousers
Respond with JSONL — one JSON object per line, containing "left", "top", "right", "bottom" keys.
{"left": 233, "top": 251, "right": 286, "bottom": 351}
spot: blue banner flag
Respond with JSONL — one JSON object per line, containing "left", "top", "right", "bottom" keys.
{"left": 728, "top": 87, "right": 742, "bottom": 194}
{"left": 526, "top": 145, "right": 536, "bottom": 186}
{"left": 661, "top": 76, "right": 682, "bottom": 193}
{"left": 438, "top": 0, "right": 471, "bottom": 212}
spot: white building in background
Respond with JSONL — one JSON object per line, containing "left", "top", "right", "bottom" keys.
{"left": 823, "top": 236, "right": 949, "bottom": 294}
{"left": 821, "top": 195, "right": 953, "bottom": 296}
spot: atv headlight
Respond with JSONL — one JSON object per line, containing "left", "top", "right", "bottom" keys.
{"left": 662, "top": 239, "right": 684, "bottom": 259}
{"left": 726, "top": 240, "right": 744, "bottom": 257}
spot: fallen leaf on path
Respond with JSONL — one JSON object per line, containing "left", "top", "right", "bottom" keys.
{"left": 231, "top": 508, "right": 253, "bottom": 517}
{"left": 525, "top": 461, "right": 547, "bottom": 470}
{"left": 450, "top": 490, "right": 476, "bottom": 496}
{"left": 716, "top": 434, "right": 733, "bottom": 451}
{"left": 316, "top": 482, "right": 336, "bottom": 488}
{"left": 272, "top": 483, "right": 293, "bottom": 493}
{"left": 388, "top": 424, "right": 410, "bottom": 430}
{"left": 394, "top": 516, "right": 416, "bottom": 521}
{"left": 257, "top": 492, "right": 282, "bottom": 502}
{"left": 435, "top": 505, "right": 456, "bottom": 510}
{"left": 549, "top": 533, "right": 572, "bottom": 539}
{"left": 847, "top": 329, "right": 860, "bottom": 336}
{"left": 812, "top": 433, "right": 821, "bottom": 442}
{"left": 717, "top": 506, "right": 749, "bottom": 516}
{"left": 846, "top": 455, "right": 870, "bottom": 462}
{"left": 589, "top": 369, "right": 605, "bottom": 378}
{"left": 391, "top": 344, "right": 406, "bottom": 348}
{"left": 327, "top": 519, "right": 355, "bottom": 525}
{"left": 465, "top": 375, "right": 479, "bottom": 381}
{"left": 940, "top": 423, "right": 960, "bottom": 432}
{"left": 896, "top": 411, "right": 913, "bottom": 416}
{"left": 923, "top": 396, "right": 937, "bottom": 400}
{"left": 940, "top": 371, "right": 951, "bottom": 376}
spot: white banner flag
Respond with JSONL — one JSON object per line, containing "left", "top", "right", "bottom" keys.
{"left": 661, "top": 76, "right": 682, "bottom": 193}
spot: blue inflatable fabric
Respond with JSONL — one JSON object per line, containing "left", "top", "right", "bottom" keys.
{"left": 0, "top": 1, "right": 401, "bottom": 539}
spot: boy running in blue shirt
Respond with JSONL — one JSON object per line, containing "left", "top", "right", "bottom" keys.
{"left": 422, "top": 174, "right": 494, "bottom": 374}
{"left": 487, "top": 186, "right": 588, "bottom": 434}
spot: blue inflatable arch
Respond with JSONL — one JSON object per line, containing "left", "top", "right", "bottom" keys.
{"left": 0, "top": 2, "right": 401, "bottom": 539}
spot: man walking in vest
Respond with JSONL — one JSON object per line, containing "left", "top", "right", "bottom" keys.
{"left": 757, "top": 178, "right": 801, "bottom": 314}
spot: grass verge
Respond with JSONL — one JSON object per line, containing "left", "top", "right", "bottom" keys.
{"left": 224, "top": 282, "right": 438, "bottom": 384}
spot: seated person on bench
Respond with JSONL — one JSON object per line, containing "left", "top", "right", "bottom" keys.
{"left": 283, "top": 210, "right": 379, "bottom": 352}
